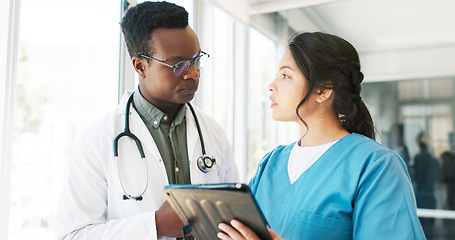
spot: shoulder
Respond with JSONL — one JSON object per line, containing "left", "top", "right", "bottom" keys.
{"left": 249, "top": 143, "right": 295, "bottom": 192}
{"left": 256, "top": 144, "right": 294, "bottom": 174}
{"left": 334, "top": 134, "right": 408, "bottom": 177}
{"left": 191, "top": 105, "right": 220, "bottom": 126}
{"left": 262, "top": 143, "right": 294, "bottom": 163}
{"left": 189, "top": 105, "right": 226, "bottom": 137}
{"left": 76, "top": 107, "right": 121, "bottom": 149}
{"left": 340, "top": 133, "right": 400, "bottom": 160}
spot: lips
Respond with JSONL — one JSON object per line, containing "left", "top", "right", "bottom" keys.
{"left": 269, "top": 96, "right": 277, "bottom": 107}
{"left": 180, "top": 85, "right": 198, "bottom": 94}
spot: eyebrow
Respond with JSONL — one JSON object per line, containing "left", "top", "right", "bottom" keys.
{"left": 279, "top": 65, "right": 294, "bottom": 71}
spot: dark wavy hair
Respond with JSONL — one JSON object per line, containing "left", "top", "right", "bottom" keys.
{"left": 120, "top": 1, "right": 189, "bottom": 58}
{"left": 288, "top": 32, "right": 375, "bottom": 139}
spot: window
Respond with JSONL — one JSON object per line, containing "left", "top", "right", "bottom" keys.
{"left": 246, "top": 28, "right": 276, "bottom": 179}
{"left": 8, "top": 1, "right": 119, "bottom": 238}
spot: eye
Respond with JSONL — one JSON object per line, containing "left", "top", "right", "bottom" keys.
{"left": 282, "top": 74, "right": 290, "bottom": 79}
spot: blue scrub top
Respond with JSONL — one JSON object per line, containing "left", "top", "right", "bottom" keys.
{"left": 249, "top": 133, "right": 425, "bottom": 240}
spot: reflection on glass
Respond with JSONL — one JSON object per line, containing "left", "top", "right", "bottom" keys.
{"left": 363, "top": 78, "right": 455, "bottom": 239}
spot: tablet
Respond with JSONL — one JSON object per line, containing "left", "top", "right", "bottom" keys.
{"left": 163, "top": 183, "right": 272, "bottom": 240}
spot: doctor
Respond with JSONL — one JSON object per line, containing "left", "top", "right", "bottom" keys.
{"left": 55, "top": 1, "right": 239, "bottom": 239}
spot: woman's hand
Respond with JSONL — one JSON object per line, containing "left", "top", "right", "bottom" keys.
{"left": 218, "top": 219, "right": 283, "bottom": 240}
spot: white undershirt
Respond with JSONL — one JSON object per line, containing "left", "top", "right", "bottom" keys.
{"left": 288, "top": 140, "right": 338, "bottom": 184}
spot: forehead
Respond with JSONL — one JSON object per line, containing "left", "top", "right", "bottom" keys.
{"left": 150, "top": 26, "right": 200, "bottom": 59}
{"left": 278, "top": 49, "right": 298, "bottom": 70}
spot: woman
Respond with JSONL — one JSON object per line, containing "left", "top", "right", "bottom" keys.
{"left": 218, "top": 32, "right": 425, "bottom": 239}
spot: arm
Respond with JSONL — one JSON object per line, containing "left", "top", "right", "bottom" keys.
{"left": 55, "top": 136, "right": 161, "bottom": 239}
{"left": 352, "top": 152, "right": 425, "bottom": 239}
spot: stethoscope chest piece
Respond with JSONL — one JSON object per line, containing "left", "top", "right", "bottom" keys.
{"left": 197, "top": 155, "right": 216, "bottom": 173}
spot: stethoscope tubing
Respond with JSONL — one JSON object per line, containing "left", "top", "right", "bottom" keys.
{"left": 113, "top": 92, "right": 215, "bottom": 200}
{"left": 113, "top": 94, "right": 145, "bottom": 158}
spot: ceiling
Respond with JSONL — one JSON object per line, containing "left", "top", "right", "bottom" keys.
{"left": 246, "top": 0, "right": 455, "bottom": 81}
{"left": 249, "top": 0, "right": 455, "bottom": 53}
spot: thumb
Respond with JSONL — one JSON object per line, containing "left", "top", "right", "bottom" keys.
{"left": 267, "top": 226, "right": 282, "bottom": 239}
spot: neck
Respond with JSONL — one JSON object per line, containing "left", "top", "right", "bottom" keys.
{"left": 297, "top": 112, "right": 349, "bottom": 147}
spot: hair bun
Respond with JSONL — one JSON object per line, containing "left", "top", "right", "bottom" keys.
{"left": 357, "top": 72, "right": 364, "bottom": 83}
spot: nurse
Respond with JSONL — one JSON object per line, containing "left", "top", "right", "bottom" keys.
{"left": 55, "top": 2, "right": 238, "bottom": 239}
{"left": 218, "top": 32, "right": 425, "bottom": 239}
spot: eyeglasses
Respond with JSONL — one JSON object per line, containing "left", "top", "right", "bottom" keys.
{"left": 140, "top": 51, "right": 210, "bottom": 77}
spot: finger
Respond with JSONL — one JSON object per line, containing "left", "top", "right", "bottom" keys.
{"left": 217, "top": 231, "right": 233, "bottom": 240}
{"left": 267, "top": 226, "right": 282, "bottom": 240}
{"left": 218, "top": 222, "right": 244, "bottom": 240}
{"left": 230, "top": 219, "right": 260, "bottom": 240}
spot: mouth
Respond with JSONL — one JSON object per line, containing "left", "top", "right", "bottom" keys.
{"left": 180, "top": 85, "right": 198, "bottom": 95}
{"left": 269, "top": 97, "right": 277, "bottom": 108}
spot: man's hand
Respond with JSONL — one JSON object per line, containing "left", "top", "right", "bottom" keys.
{"left": 155, "top": 200, "right": 185, "bottom": 238}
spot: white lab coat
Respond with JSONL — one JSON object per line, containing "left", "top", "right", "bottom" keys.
{"left": 55, "top": 92, "right": 239, "bottom": 239}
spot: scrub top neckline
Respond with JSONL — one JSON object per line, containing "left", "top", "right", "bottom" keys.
{"left": 286, "top": 133, "right": 356, "bottom": 186}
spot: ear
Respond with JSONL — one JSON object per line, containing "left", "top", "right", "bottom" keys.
{"left": 132, "top": 56, "right": 148, "bottom": 78}
{"left": 316, "top": 89, "right": 333, "bottom": 103}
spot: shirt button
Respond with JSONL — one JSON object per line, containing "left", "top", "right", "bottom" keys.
{"left": 153, "top": 120, "right": 158, "bottom": 125}
{"left": 175, "top": 167, "right": 180, "bottom": 173}
{"left": 163, "top": 115, "right": 168, "bottom": 121}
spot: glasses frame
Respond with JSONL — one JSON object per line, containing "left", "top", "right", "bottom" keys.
{"left": 139, "top": 51, "right": 210, "bottom": 77}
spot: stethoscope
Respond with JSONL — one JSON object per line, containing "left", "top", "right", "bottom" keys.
{"left": 113, "top": 93, "right": 216, "bottom": 201}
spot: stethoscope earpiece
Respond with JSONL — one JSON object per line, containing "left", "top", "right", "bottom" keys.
{"left": 197, "top": 155, "right": 216, "bottom": 173}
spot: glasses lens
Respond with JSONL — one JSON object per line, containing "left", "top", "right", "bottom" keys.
{"left": 174, "top": 60, "right": 191, "bottom": 77}
{"left": 195, "top": 54, "right": 208, "bottom": 70}
{"left": 172, "top": 53, "right": 209, "bottom": 76}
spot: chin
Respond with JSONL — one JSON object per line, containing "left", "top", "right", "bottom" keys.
{"left": 271, "top": 113, "right": 281, "bottom": 121}
{"left": 179, "top": 94, "right": 195, "bottom": 104}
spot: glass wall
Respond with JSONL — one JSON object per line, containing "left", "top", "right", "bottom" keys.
{"left": 362, "top": 78, "right": 455, "bottom": 239}
{"left": 9, "top": 1, "right": 119, "bottom": 239}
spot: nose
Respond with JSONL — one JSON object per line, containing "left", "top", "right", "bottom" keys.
{"left": 268, "top": 81, "right": 276, "bottom": 92}
{"left": 183, "top": 62, "right": 200, "bottom": 80}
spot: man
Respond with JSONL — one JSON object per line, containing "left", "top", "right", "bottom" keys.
{"left": 55, "top": 2, "right": 239, "bottom": 239}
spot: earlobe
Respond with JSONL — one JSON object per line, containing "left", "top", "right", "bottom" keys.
{"left": 316, "top": 89, "right": 333, "bottom": 103}
{"left": 132, "top": 57, "right": 147, "bottom": 78}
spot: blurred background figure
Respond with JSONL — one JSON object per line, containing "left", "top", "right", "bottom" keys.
{"left": 414, "top": 131, "right": 441, "bottom": 239}
{"left": 392, "top": 123, "right": 412, "bottom": 172}
{"left": 442, "top": 151, "right": 455, "bottom": 210}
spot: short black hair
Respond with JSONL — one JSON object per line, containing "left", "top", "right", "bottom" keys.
{"left": 120, "top": 1, "right": 189, "bottom": 58}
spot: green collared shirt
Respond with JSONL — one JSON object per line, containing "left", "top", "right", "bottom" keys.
{"left": 133, "top": 89, "right": 191, "bottom": 184}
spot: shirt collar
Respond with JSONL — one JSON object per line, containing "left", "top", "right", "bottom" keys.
{"left": 133, "top": 88, "right": 186, "bottom": 128}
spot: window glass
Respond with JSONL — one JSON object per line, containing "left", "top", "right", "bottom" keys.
{"left": 212, "top": 7, "right": 234, "bottom": 137}
{"left": 246, "top": 28, "right": 277, "bottom": 179}
{"left": 9, "top": 1, "right": 119, "bottom": 239}
{"left": 362, "top": 78, "right": 455, "bottom": 239}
